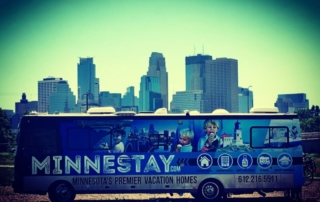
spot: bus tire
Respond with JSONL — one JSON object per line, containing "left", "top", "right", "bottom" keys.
{"left": 48, "top": 181, "right": 76, "bottom": 202}
{"left": 198, "top": 179, "right": 223, "bottom": 201}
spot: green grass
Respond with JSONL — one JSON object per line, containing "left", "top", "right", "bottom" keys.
{"left": 0, "top": 167, "right": 14, "bottom": 186}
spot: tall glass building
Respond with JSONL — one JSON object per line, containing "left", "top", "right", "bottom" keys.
{"left": 49, "top": 80, "right": 76, "bottom": 113}
{"left": 77, "top": 57, "right": 99, "bottom": 106}
{"left": 170, "top": 90, "right": 205, "bottom": 113}
{"left": 38, "top": 77, "right": 63, "bottom": 113}
{"left": 100, "top": 91, "right": 122, "bottom": 111}
{"left": 238, "top": 87, "right": 253, "bottom": 113}
{"left": 122, "top": 86, "right": 135, "bottom": 106}
{"left": 185, "top": 54, "right": 212, "bottom": 91}
{"left": 204, "top": 58, "right": 238, "bottom": 113}
{"left": 147, "top": 52, "right": 168, "bottom": 109}
{"left": 139, "top": 75, "right": 162, "bottom": 112}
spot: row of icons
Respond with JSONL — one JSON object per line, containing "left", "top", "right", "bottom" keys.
{"left": 197, "top": 153, "right": 292, "bottom": 170}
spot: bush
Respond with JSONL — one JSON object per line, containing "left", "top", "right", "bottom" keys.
{"left": 0, "top": 167, "right": 14, "bottom": 186}
{"left": 0, "top": 152, "right": 14, "bottom": 165}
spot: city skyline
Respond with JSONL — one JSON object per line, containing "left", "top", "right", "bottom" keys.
{"left": 1, "top": 0, "right": 319, "bottom": 111}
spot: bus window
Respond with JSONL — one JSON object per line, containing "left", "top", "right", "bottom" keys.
{"left": 267, "top": 127, "right": 289, "bottom": 148}
{"left": 251, "top": 127, "right": 268, "bottom": 148}
{"left": 251, "top": 127, "right": 289, "bottom": 148}
{"left": 21, "top": 118, "right": 61, "bottom": 156}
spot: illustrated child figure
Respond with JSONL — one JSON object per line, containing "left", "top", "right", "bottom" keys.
{"left": 198, "top": 120, "right": 221, "bottom": 152}
{"left": 291, "top": 126, "right": 299, "bottom": 139}
{"left": 175, "top": 128, "right": 194, "bottom": 152}
{"left": 100, "top": 129, "right": 125, "bottom": 153}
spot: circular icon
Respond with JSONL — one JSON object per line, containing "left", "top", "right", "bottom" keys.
{"left": 257, "top": 153, "right": 273, "bottom": 169}
{"left": 217, "top": 153, "right": 233, "bottom": 169}
{"left": 197, "top": 153, "right": 213, "bottom": 169}
{"left": 237, "top": 153, "right": 253, "bottom": 169}
{"left": 277, "top": 153, "right": 292, "bottom": 169}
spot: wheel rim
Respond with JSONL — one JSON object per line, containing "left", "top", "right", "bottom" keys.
{"left": 55, "top": 183, "right": 73, "bottom": 201}
{"left": 201, "top": 181, "right": 220, "bottom": 199}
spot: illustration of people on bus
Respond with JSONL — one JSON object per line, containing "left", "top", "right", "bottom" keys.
{"left": 270, "top": 128, "right": 278, "bottom": 139}
{"left": 175, "top": 128, "right": 194, "bottom": 152}
{"left": 99, "top": 128, "right": 126, "bottom": 153}
{"left": 290, "top": 126, "right": 299, "bottom": 139}
{"left": 198, "top": 119, "right": 222, "bottom": 152}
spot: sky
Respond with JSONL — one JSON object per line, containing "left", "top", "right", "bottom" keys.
{"left": 0, "top": 0, "right": 319, "bottom": 112}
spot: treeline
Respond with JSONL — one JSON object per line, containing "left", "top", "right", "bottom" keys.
{"left": 296, "top": 105, "right": 320, "bottom": 132}
{"left": 0, "top": 108, "right": 14, "bottom": 152}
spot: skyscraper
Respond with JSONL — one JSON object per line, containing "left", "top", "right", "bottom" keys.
{"left": 122, "top": 86, "right": 135, "bottom": 106}
{"left": 170, "top": 90, "right": 205, "bottom": 113}
{"left": 100, "top": 91, "right": 122, "bottom": 111}
{"left": 49, "top": 80, "right": 76, "bottom": 113}
{"left": 77, "top": 57, "right": 99, "bottom": 106}
{"left": 146, "top": 52, "right": 168, "bottom": 109}
{"left": 38, "top": 77, "right": 63, "bottom": 113}
{"left": 275, "top": 93, "right": 309, "bottom": 113}
{"left": 238, "top": 87, "right": 253, "bottom": 113}
{"left": 185, "top": 54, "right": 212, "bottom": 91}
{"left": 139, "top": 75, "right": 162, "bottom": 112}
{"left": 204, "top": 58, "right": 238, "bottom": 112}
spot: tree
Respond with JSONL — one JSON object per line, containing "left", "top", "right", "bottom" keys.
{"left": 0, "top": 108, "right": 13, "bottom": 152}
{"left": 315, "top": 105, "right": 319, "bottom": 116}
{"left": 296, "top": 109, "right": 312, "bottom": 120}
{"left": 310, "top": 105, "right": 315, "bottom": 117}
{"left": 296, "top": 106, "right": 320, "bottom": 132}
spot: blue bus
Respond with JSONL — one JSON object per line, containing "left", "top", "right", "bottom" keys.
{"left": 12, "top": 107, "right": 308, "bottom": 201}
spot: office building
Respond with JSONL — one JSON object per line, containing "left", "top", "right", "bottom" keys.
{"left": 77, "top": 57, "right": 99, "bottom": 107}
{"left": 9, "top": 93, "right": 38, "bottom": 129}
{"left": 122, "top": 86, "right": 135, "bottom": 106}
{"left": 120, "top": 106, "right": 139, "bottom": 113}
{"left": 170, "top": 90, "right": 206, "bottom": 113}
{"left": 139, "top": 75, "right": 162, "bottom": 112}
{"left": 185, "top": 54, "right": 212, "bottom": 91}
{"left": 238, "top": 87, "right": 253, "bottom": 113}
{"left": 15, "top": 93, "right": 38, "bottom": 115}
{"left": 146, "top": 52, "right": 168, "bottom": 109}
{"left": 100, "top": 91, "right": 122, "bottom": 111}
{"left": 49, "top": 80, "right": 76, "bottom": 113}
{"left": 275, "top": 93, "right": 309, "bottom": 113}
{"left": 204, "top": 58, "right": 238, "bottom": 112}
{"left": 38, "top": 77, "right": 63, "bottom": 113}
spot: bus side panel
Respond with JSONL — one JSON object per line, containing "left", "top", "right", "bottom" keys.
{"left": 16, "top": 115, "right": 305, "bottom": 195}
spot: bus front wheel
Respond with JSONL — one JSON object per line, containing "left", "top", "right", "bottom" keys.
{"left": 198, "top": 180, "right": 223, "bottom": 201}
{"left": 48, "top": 181, "right": 76, "bottom": 202}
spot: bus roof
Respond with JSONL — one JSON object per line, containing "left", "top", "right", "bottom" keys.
{"left": 22, "top": 107, "right": 297, "bottom": 118}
